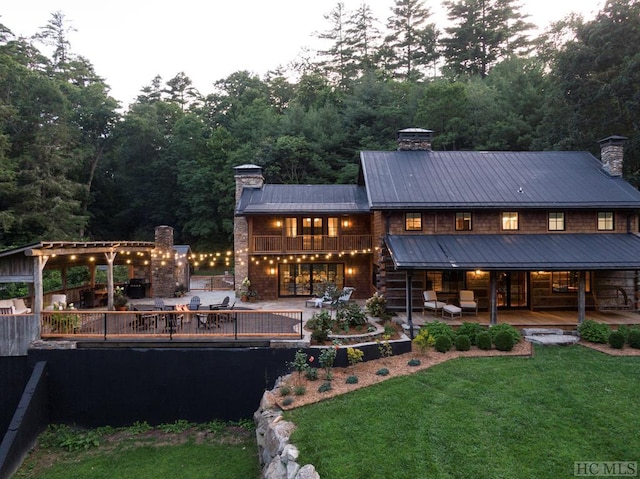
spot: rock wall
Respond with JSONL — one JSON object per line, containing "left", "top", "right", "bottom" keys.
{"left": 254, "top": 379, "right": 320, "bottom": 479}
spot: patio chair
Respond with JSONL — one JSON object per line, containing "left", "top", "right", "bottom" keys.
{"left": 188, "top": 296, "right": 201, "bottom": 310}
{"left": 459, "top": 290, "right": 478, "bottom": 315}
{"left": 322, "top": 287, "right": 355, "bottom": 308}
{"left": 423, "top": 290, "right": 446, "bottom": 316}
{"left": 197, "top": 296, "right": 230, "bottom": 329}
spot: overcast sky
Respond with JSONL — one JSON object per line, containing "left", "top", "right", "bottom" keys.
{"left": 2, "top": 0, "right": 604, "bottom": 108}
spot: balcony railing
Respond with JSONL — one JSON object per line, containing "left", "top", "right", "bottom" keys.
{"left": 252, "top": 235, "right": 372, "bottom": 254}
{"left": 40, "top": 309, "right": 303, "bottom": 340}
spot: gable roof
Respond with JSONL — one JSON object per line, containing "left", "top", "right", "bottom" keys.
{"left": 385, "top": 233, "right": 640, "bottom": 270}
{"left": 360, "top": 150, "right": 640, "bottom": 209}
{"left": 236, "top": 184, "right": 370, "bottom": 215}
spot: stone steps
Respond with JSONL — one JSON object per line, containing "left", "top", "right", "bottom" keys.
{"left": 522, "top": 327, "right": 580, "bottom": 346}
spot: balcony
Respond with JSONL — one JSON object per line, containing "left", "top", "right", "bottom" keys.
{"left": 252, "top": 235, "right": 372, "bottom": 254}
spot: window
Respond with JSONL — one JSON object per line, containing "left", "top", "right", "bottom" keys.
{"left": 455, "top": 212, "right": 472, "bottom": 231}
{"left": 597, "top": 212, "right": 614, "bottom": 231}
{"left": 548, "top": 212, "right": 565, "bottom": 231}
{"left": 426, "top": 271, "right": 464, "bottom": 293}
{"left": 502, "top": 212, "right": 519, "bottom": 230}
{"left": 285, "top": 218, "right": 297, "bottom": 237}
{"left": 552, "top": 271, "right": 591, "bottom": 293}
{"left": 405, "top": 212, "right": 422, "bottom": 231}
{"left": 328, "top": 217, "right": 338, "bottom": 237}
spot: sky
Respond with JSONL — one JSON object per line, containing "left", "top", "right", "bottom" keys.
{"left": 1, "top": 0, "right": 604, "bottom": 109}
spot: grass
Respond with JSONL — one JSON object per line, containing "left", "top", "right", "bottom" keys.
{"left": 287, "top": 345, "right": 640, "bottom": 479}
{"left": 15, "top": 421, "right": 260, "bottom": 479}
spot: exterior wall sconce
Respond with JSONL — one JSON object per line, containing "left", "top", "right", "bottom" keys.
{"left": 269, "top": 267, "right": 276, "bottom": 275}
{"left": 275, "top": 220, "right": 282, "bottom": 228}
{"left": 342, "top": 219, "right": 350, "bottom": 228}
{"left": 347, "top": 267, "right": 354, "bottom": 275}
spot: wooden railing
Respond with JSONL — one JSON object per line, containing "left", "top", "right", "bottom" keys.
{"left": 40, "top": 309, "right": 303, "bottom": 340}
{"left": 252, "top": 235, "right": 372, "bottom": 254}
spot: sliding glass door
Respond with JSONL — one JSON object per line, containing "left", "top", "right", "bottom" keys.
{"left": 278, "top": 263, "right": 344, "bottom": 297}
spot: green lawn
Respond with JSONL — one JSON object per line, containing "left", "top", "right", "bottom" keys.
{"left": 287, "top": 345, "right": 640, "bottom": 479}
{"left": 15, "top": 422, "right": 260, "bottom": 479}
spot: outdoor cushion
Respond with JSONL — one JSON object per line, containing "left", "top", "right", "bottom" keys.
{"left": 0, "top": 299, "right": 14, "bottom": 314}
{"left": 12, "top": 298, "right": 31, "bottom": 314}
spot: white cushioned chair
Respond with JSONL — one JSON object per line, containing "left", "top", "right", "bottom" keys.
{"left": 423, "top": 290, "right": 446, "bottom": 316}
{"left": 459, "top": 290, "right": 478, "bottom": 315}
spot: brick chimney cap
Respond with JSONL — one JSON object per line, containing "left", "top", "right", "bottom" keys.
{"left": 598, "top": 135, "right": 628, "bottom": 145}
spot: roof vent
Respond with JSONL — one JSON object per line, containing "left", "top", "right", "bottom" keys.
{"left": 397, "top": 128, "right": 433, "bottom": 151}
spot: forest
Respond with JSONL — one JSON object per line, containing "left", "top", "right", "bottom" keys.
{"left": 0, "top": 0, "right": 638, "bottom": 251}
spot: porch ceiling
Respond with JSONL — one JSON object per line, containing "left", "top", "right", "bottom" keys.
{"left": 385, "top": 233, "right": 640, "bottom": 270}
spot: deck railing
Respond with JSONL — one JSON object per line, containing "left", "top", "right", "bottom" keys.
{"left": 252, "top": 234, "right": 372, "bottom": 254}
{"left": 41, "top": 309, "right": 303, "bottom": 341}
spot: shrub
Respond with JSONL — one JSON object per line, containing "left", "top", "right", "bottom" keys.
{"left": 422, "top": 321, "right": 456, "bottom": 342}
{"left": 383, "top": 321, "right": 396, "bottom": 336}
{"left": 476, "top": 332, "right": 492, "bottom": 350}
{"left": 279, "top": 385, "right": 291, "bottom": 396}
{"left": 628, "top": 329, "right": 640, "bottom": 349}
{"left": 288, "top": 349, "right": 309, "bottom": 380}
{"left": 336, "top": 302, "right": 367, "bottom": 328}
{"left": 494, "top": 331, "right": 515, "bottom": 351}
{"left": 377, "top": 335, "right": 393, "bottom": 359}
{"left": 376, "top": 368, "right": 389, "bottom": 376}
{"left": 455, "top": 334, "right": 471, "bottom": 351}
{"left": 457, "top": 322, "right": 486, "bottom": 345}
{"left": 319, "top": 346, "right": 338, "bottom": 380}
{"left": 577, "top": 320, "right": 611, "bottom": 344}
{"left": 308, "top": 310, "right": 333, "bottom": 343}
{"left": 413, "top": 328, "right": 435, "bottom": 353}
{"left": 304, "top": 367, "right": 319, "bottom": 381}
{"left": 318, "top": 381, "right": 332, "bottom": 393}
{"left": 617, "top": 324, "right": 631, "bottom": 342}
{"left": 347, "top": 347, "right": 364, "bottom": 367}
{"left": 608, "top": 331, "right": 625, "bottom": 349}
{"left": 346, "top": 375, "right": 359, "bottom": 384}
{"left": 435, "top": 335, "right": 452, "bottom": 353}
{"left": 407, "top": 358, "right": 421, "bottom": 366}
{"left": 282, "top": 397, "right": 294, "bottom": 406}
{"left": 365, "top": 291, "right": 387, "bottom": 317}
{"left": 294, "top": 385, "right": 307, "bottom": 396}
{"left": 489, "top": 323, "right": 521, "bottom": 345}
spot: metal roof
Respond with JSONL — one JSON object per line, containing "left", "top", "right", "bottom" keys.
{"left": 360, "top": 150, "right": 640, "bottom": 209}
{"left": 236, "top": 185, "right": 370, "bottom": 215}
{"left": 385, "top": 233, "right": 640, "bottom": 270}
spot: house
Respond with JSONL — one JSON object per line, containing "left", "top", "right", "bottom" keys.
{"left": 234, "top": 129, "right": 640, "bottom": 324}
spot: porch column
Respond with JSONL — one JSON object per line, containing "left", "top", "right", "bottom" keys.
{"left": 406, "top": 270, "right": 415, "bottom": 339}
{"left": 34, "top": 256, "right": 48, "bottom": 332}
{"left": 489, "top": 271, "right": 497, "bottom": 325}
{"left": 104, "top": 251, "right": 116, "bottom": 310}
{"left": 578, "top": 271, "right": 586, "bottom": 324}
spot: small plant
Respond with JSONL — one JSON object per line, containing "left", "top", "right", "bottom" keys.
{"left": 319, "top": 345, "right": 338, "bottom": 380}
{"left": 608, "top": 330, "right": 625, "bottom": 349}
{"left": 628, "top": 329, "right": 640, "bottom": 349}
{"left": 365, "top": 291, "right": 387, "bottom": 317}
{"left": 455, "top": 334, "right": 471, "bottom": 351}
{"left": 413, "top": 328, "right": 435, "bottom": 353}
{"left": 435, "top": 335, "right": 452, "bottom": 353}
{"left": 476, "top": 331, "right": 492, "bottom": 350}
{"left": 198, "top": 420, "right": 226, "bottom": 434}
{"left": 577, "top": 319, "right": 611, "bottom": 344}
{"left": 294, "top": 385, "right": 307, "bottom": 396}
{"left": 407, "top": 358, "right": 421, "bottom": 366}
{"left": 456, "top": 322, "right": 486, "bottom": 345}
{"left": 309, "top": 310, "right": 333, "bottom": 343}
{"left": 376, "top": 368, "right": 390, "bottom": 376}
{"left": 494, "top": 331, "right": 515, "bottom": 351}
{"left": 488, "top": 323, "right": 522, "bottom": 345}
{"left": 318, "top": 381, "right": 333, "bottom": 393}
{"left": 282, "top": 397, "right": 294, "bottom": 406}
{"left": 304, "top": 367, "right": 319, "bottom": 381}
{"left": 129, "top": 421, "right": 152, "bottom": 434}
{"left": 289, "top": 349, "right": 310, "bottom": 382}
{"left": 377, "top": 335, "right": 393, "bottom": 359}
{"left": 346, "top": 375, "right": 359, "bottom": 384}
{"left": 158, "top": 420, "right": 193, "bottom": 434}
{"left": 279, "top": 385, "right": 292, "bottom": 396}
{"left": 383, "top": 321, "right": 396, "bottom": 336}
{"left": 39, "top": 424, "right": 102, "bottom": 451}
{"left": 347, "top": 347, "right": 364, "bottom": 368}
{"left": 336, "top": 302, "right": 367, "bottom": 328}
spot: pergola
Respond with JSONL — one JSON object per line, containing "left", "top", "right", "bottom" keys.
{"left": 0, "top": 241, "right": 156, "bottom": 316}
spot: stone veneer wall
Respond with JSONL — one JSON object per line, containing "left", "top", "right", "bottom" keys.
{"left": 599, "top": 136, "right": 626, "bottom": 177}
{"left": 151, "top": 225, "right": 176, "bottom": 298}
{"left": 234, "top": 165, "right": 264, "bottom": 293}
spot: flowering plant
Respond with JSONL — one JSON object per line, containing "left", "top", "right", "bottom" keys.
{"left": 114, "top": 286, "right": 128, "bottom": 308}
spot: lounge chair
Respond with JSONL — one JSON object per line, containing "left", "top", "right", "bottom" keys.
{"left": 197, "top": 296, "right": 230, "bottom": 328}
{"left": 423, "top": 290, "right": 446, "bottom": 316}
{"left": 459, "top": 290, "right": 478, "bottom": 315}
{"left": 188, "top": 296, "right": 201, "bottom": 310}
{"left": 322, "top": 287, "right": 355, "bottom": 308}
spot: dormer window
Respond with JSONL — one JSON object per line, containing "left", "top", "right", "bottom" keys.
{"left": 502, "top": 212, "right": 519, "bottom": 231}
{"left": 548, "top": 212, "right": 565, "bottom": 231}
{"left": 405, "top": 213, "right": 422, "bottom": 231}
{"left": 597, "top": 212, "right": 614, "bottom": 231}
{"left": 455, "top": 212, "right": 472, "bottom": 231}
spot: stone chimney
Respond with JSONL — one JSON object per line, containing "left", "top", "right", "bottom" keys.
{"left": 397, "top": 128, "right": 433, "bottom": 151}
{"left": 152, "top": 225, "right": 176, "bottom": 298}
{"left": 233, "top": 164, "right": 264, "bottom": 293}
{"left": 598, "top": 135, "right": 627, "bottom": 177}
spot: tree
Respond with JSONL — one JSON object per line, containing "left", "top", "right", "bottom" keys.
{"left": 165, "top": 71, "right": 201, "bottom": 111}
{"left": 441, "top": 0, "right": 534, "bottom": 78}
{"left": 315, "top": 3, "right": 353, "bottom": 87}
{"left": 382, "top": 0, "right": 438, "bottom": 81}
{"left": 32, "top": 11, "right": 75, "bottom": 69}
{"left": 345, "top": 2, "right": 381, "bottom": 76}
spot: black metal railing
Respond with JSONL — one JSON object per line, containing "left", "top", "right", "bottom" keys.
{"left": 40, "top": 309, "right": 303, "bottom": 341}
